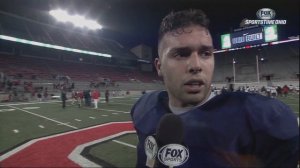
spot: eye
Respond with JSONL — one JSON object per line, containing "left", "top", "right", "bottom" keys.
{"left": 173, "top": 48, "right": 191, "bottom": 58}
{"left": 200, "top": 50, "right": 213, "bottom": 58}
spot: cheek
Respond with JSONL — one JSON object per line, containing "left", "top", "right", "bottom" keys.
{"left": 205, "top": 59, "right": 215, "bottom": 74}
{"left": 161, "top": 62, "right": 181, "bottom": 82}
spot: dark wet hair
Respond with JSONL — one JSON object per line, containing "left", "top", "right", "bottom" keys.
{"left": 158, "top": 9, "right": 210, "bottom": 44}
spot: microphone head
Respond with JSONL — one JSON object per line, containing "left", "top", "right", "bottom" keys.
{"left": 156, "top": 113, "right": 184, "bottom": 146}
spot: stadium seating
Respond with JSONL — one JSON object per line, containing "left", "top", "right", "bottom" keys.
{"left": 0, "top": 54, "right": 159, "bottom": 83}
{"left": 0, "top": 11, "right": 298, "bottom": 87}
{"left": 0, "top": 11, "right": 160, "bottom": 84}
{"left": 213, "top": 41, "right": 299, "bottom": 83}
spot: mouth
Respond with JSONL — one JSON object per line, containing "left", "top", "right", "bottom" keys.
{"left": 183, "top": 79, "right": 205, "bottom": 93}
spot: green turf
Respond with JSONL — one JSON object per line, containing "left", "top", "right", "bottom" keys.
{"left": 88, "top": 134, "right": 137, "bottom": 168}
{"left": 276, "top": 94, "right": 299, "bottom": 116}
{"left": 0, "top": 106, "right": 73, "bottom": 153}
{"left": 116, "top": 133, "right": 139, "bottom": 145}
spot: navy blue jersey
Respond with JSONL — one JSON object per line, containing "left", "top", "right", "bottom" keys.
{"left": 131, "top": 91, "right": 299, "bottom": 168}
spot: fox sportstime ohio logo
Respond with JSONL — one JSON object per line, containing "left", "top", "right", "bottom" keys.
{"left": 256, "top": 8, "right": 276, "bottom": 20}
{"left": 245, "top": 8, "right": 286, "bottom": 25}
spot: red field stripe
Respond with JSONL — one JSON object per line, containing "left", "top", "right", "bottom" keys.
{"left": 1, "top": 122, "right": 134, "bottom": 167}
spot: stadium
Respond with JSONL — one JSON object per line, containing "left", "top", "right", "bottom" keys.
{"left": 0, "top": 0, "right": 298, "bottom": 167}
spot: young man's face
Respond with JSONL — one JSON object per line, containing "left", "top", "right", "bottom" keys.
{"left": 155, "top": 25, "right": 214, "bottom": 107}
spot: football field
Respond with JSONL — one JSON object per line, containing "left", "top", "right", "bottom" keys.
{"left": 0, "top": 93, "right": 299, "bottom": 167}
{"left": 0, "top": 95, "right": 139, "bottom": 167}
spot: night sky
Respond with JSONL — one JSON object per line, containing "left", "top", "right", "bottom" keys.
{"left": 0, "top": 0, "right": 299, "bottom": 53}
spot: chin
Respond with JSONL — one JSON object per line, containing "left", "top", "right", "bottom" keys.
{"left": 183, "top": 94, "right": 206, "bottom": 106}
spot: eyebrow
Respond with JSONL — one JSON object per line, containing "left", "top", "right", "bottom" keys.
{"left": 168, "top": 45, "right": 214, "bottom": 54}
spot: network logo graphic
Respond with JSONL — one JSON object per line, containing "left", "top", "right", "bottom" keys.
{"left": 245, "top": 8, "right": 286, "bottom": 25}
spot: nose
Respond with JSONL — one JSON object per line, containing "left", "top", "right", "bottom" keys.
{"left": 187, "top": 53, "right": 202, "bottom": 74}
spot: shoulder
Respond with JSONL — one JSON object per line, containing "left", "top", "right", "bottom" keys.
{"left": 131, "top": 90, "right": 168, "bottom": 133}
{"left": 133, "top": 90, "right": 166, "bottom": 107}
{"left": 208, "top": 91, "right": 276, "bottom": 106}
{"left": 204, "top": 92, "right": 260, "bottom": 108}
{"left": 131, "top": 90, "right": 167, "bottom": 118}
{"left": 205, "top": 91, "right": 298, "bottom": 139}
{"left": 233, "top": 92, "right": 298, "bottom": 139}
{"left": 214, "top": 91, "right": 296, "bottom": 119}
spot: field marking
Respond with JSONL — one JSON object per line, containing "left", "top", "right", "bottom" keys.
{"left": 0, "top": 101, "right": 61, "bottom": 106}
{"left": 108, "top": 102, "right": 133, "bottom": 106}
{"left": 68, "top": 130, "right": 136, "bottom": 168}
{"left": 110, "top": 96, "right": 139, "bottom": 99}
{"left": 0, "top": 121, "right": 133, "bottom": 162}
{"left": 112, "top": 140, "right": 136, "bottom": 149}
{"left": 13, "top": 129, "right": 19, "bottom": 133}
{"left": 22, "top": 107, "right": 40, "bottom": 110}
{"left": 38, "top": 125, "right": 45, "bottom": 128}
{"left": 99, "top": 108, "right": 129, "bottom": 114}
{"left": 75, "top": 119, "right": 82, "bottom": 122}
{"left": 6, "top": 105, "right": 78, "bottom": 129}
{"left": 110, "top": 99, "right": 136, "bottom": 102}
{"left": 89, "top": 116, "right": 96, "bottom": 119}
{"left": 0, "top": 109, "right": 15, "bottom": 112}
{"left": 57, "top": 122, "right": 71, "bottom": 126}
{"left": 112, "top": 113, "right": 119, "bottom": 115}
{"left": 101, "top": 115, "right": 108, "bottom": 117}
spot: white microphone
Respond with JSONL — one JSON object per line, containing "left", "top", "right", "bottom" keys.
{"left": 144, "top": 135, "right": 158, "bottom": 168}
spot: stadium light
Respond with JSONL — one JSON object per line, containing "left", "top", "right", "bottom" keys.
{"left": 232, "top": 58, "right": 236, "bottom": 83}
{"left": 0, "top": 35, "right": 111, "bottom": 58}
{"left": 233, "top": 59, "right": 237, "bottom": 64}
{"left": 49, "top": 9, "right": 102, "bottom": 30}
{"left": 256, "top": 55, "right": 260, "bottom": 83}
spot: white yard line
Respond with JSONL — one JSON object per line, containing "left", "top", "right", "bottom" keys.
{"left": 38, "top": 125, "right": 45, "bottom": 128}
{"left": 0, "top": 101, "right": 61, "bottom": 106}
{"left": 98, "top": 108, "right": 129, "bottom": 113}
{"left": 22, "top": 107, "right": 40, "bottom": 110}
{"left": 0, "top": 109, "right": 16, "bottom": 112}
{"left": 108, "top": 102, "right": 133, "bottom": 106}
{"left": 110, "top": 96, "right": 139, "bottom": 99}
{"left": 13, "top": 129, "right": 19, "bottom": 133}
{"left": 6, "top": 105, "right": 78, "bottom": 129}
{"left": 112, "top": 140, "right": 136, "bottom": 149}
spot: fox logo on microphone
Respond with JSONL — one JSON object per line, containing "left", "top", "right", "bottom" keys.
{"left": 158, "top": 144, "right": 189, "bottom": 167}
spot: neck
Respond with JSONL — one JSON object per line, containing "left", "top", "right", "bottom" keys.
{"left": 170, "top": 90, "right": 212, "bottom": 108}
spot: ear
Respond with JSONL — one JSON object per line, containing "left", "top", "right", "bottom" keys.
{"left": 154, "top": 57, "right": 163, "bottom": 77}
